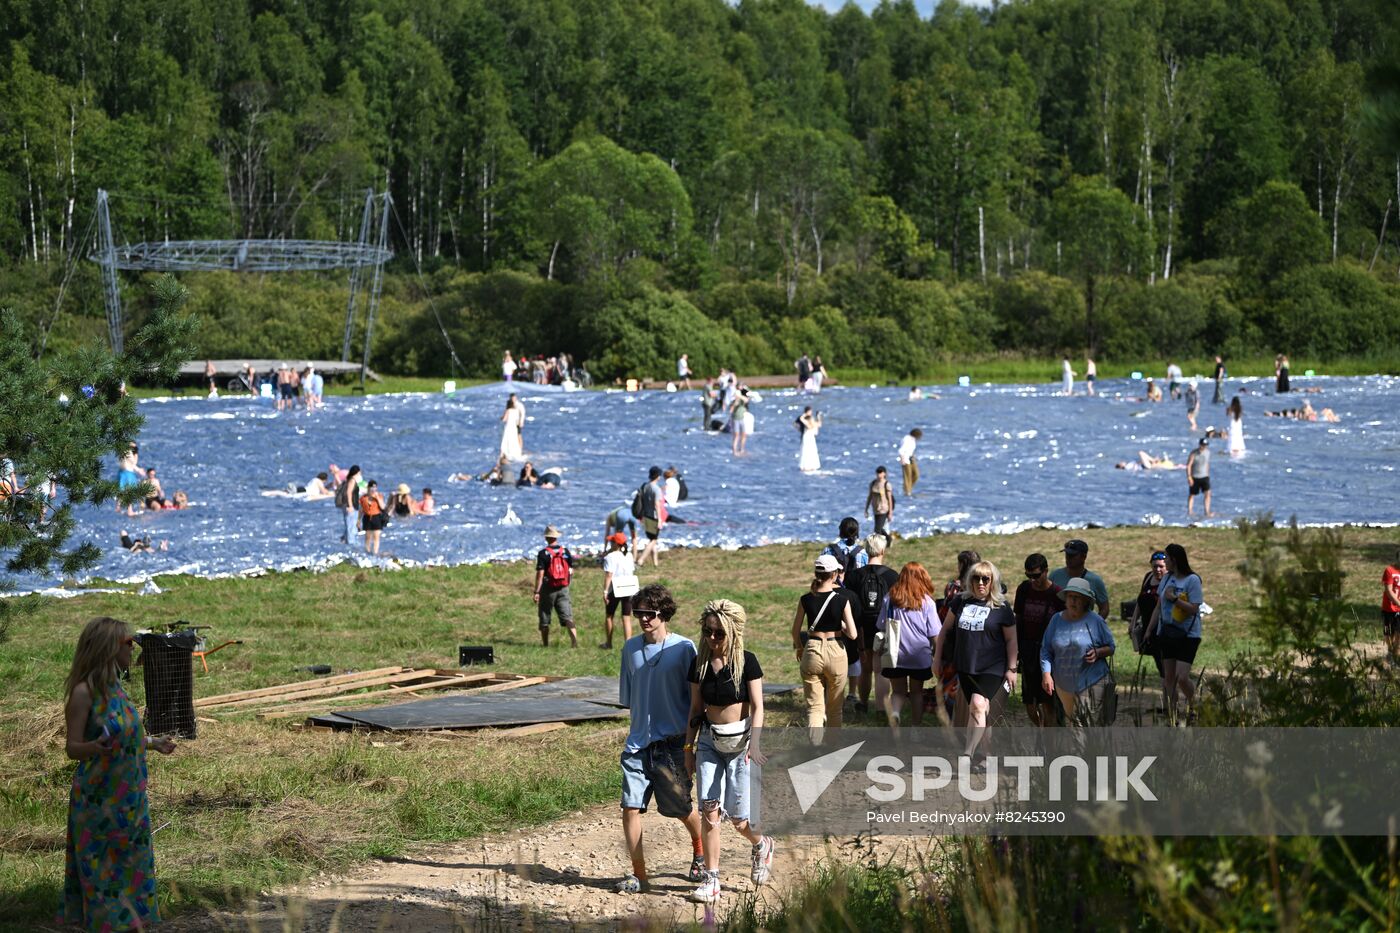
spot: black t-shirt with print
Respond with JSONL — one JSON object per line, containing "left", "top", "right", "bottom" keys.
{"left": 800, "top": 589, "right": 854, "bottom": 633}
{"left": 688, "top": 650, "right": 764, "bottom": 706}
{"left": 945, "top": 595, "right": 1016, "bottom": 677}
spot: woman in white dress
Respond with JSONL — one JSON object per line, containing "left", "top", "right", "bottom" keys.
{"left": 500, "top": 393, "right": 525, "bottom": 461}
{"left": 805, "top": 356, "right": 829, "bottom": 393}
{"left": 502, "top": 351, "right": 517, "bottom": 382}
{"left": 798, "top": 406, "right": 822, "bottom": 473}
{"left": 1227, "top": 396, "right": 1246, "bottom": 458}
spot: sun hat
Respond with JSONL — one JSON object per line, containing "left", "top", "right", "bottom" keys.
{"left": 1060, "top": 577, "right": 1097, "bottom": 602}
{"left": 814, "top": 554, "right": 842, "bottom": 573}
{"left": 607, "top": 532, "right": 627, "bottom": 546}
{"left": 396, "top": 483, "right": 411, "bottom": 495}
{"left": 543, "top": 525, "right": 561, "bottom": 539}
{"left": 1063, "top": 539, "right": 1089, "bottom": 555}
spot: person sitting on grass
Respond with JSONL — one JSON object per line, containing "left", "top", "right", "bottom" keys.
{"left": 615, "top": 583, "right": 705, "bottom": 894}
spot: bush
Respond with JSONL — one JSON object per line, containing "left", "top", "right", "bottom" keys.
{"left": 987, "top": 271, "right": 1085, "bottom": 353}
{"left": 1268, "top": 262, "right": 1400, "bottom": 358}
{"left": 577, "top": 286, "right": 747, "bottom": 381}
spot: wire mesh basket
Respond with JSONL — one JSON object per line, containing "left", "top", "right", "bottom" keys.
{"left": 136, "top": 628, "right": 199, "bottom": 739}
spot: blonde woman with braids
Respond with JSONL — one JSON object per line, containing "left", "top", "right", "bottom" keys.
{"left": 682, "top": 599, "right": 775, "bottom": 903}
{"left": 61, "top": 617, "right": 176, "bottom": 930}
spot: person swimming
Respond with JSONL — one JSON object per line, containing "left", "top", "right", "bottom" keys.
{"left": 1265, "top": 402, "right": 1336, "bottom": 421}
{"left": 1115, "top": 450, "right": 1184, "bottom": 471}
{"left": 120, "top": 530, "right": 168, "bottom": 552}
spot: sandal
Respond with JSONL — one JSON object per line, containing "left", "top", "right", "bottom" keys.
{"left": 614, "top": 874, "right": 650, "bottom": 894}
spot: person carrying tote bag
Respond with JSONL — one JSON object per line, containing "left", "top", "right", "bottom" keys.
{"left": 874, "top": 562, "right": 941, "bottom": 729}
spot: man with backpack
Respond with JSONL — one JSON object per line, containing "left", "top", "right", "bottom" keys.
{"left": 633, "top": 467, "right": 667, "bottom": 568}
{"left": 533, "top": 525, "right": 578, "bottom": 647}
{"left": 821, "top": 517, "right": 869, "bottom": 583}
{"left": 843, "top": 532, "right": 897, "bottom": 714}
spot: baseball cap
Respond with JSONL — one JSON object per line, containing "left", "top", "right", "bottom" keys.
{"left": 1063, "top": 539, "right": 1089, "bottom": 555}
{"left": 814, "top": 554, "right": 842, "bottom": 573}
{"left": 607, "top": 532, "right": 627, "bottom": 546}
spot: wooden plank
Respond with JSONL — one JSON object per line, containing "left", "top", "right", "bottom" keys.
{"left": 494, "top": 721, "right": 567, "bottom": 738}
{"left": 465, "top": 676, "right": 549, "bottom": 694}
{"left": 195, "top": 667, "right": 405, "bottom": 707}
{"left": 256, "top": 673, "right": 500, "bottom": 719}
{"left": 203, "top": 669, "right": 443, "bottom": 710}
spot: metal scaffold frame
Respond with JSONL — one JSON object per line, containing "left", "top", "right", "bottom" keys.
{"left": 92, "top": 188, "right": 393, "bottom": 378}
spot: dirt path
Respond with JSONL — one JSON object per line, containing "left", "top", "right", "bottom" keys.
{"left": 166, "top": 803, "right": 861, "bottom": 931}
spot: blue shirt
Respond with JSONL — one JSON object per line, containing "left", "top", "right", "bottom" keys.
{"left": 1040, "top": 610, "right": 1116, "bottom": 693}
{"left": 1048, "top": 567, "right": 1109, "bottom": 611}
{"left": 619, "top": 632, "right": 696, "bottom": 752}
{"left": 823, "top": 539, "right": 869, "bottom": 576}
{"left": 1157, "top": 572, "right": 1204, "bottom": 639}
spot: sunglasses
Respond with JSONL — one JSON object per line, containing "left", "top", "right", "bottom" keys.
{"left": 1151, "top": 552, "right": 1167, "bottom": 562}
{"left": 634, "top": 609, "right": 661, "bottom": 621}
{"left": 970, "top": 574, "right": 991, "bottom": 585}
{"left": 1025, "top": 570, "right": 1044, "bottom": 580}
{"left": 702, "top": 627, "right": 726, "bottom": 640}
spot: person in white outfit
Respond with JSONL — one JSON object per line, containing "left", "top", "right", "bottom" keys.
{"left": 798, "top": 407, "right": 822, "bottom": 473}
{"left": 500, "top": 393, "right": 526, "bottom": 461}
{"left": 1061, "top": 358, "right": 1075, "bottom": 396}
{"left": 1227, "top": 396, "right": 1246, "bottom": 458}
{"left": 502, "top": 351, "right": 517, "bottom": 382}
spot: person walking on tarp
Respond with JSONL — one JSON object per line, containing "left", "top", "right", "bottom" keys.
{"left": 615, "top": 584, "right": 704, "bottom": 894}
{"left": 534, "top": 525, "right": 578, "bottom": 648}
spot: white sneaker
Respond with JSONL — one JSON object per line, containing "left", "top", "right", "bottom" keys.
{"left": 751, "top": 835, "right": 775, "bottom": 885}
{"left": 688, "top": 870, "right": 721, "bottom": 903}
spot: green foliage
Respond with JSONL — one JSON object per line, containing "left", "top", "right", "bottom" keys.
{"left": 1214, "top": 181, "right": 1328, "bottom": 290}
{"left": 1269, "top": 262, "right": 1400, "bottom": 358}
{"left": 576, "top": 286, "right": 747, "bottom": 381}
{"left": 0, "top": 275, "right": 196, "bottom": 640}
{"left": 2, "top": 0, "right": 1399, "bottom": 372}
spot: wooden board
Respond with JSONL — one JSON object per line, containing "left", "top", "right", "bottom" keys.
{"left": 195, "top": 666, "right": 406, "bottom": 707}
{"left": 203, "top": 669, "right": 449, "bottom": 710}
{"left": 256, "top": 672, "right": 500, "bottom": 719}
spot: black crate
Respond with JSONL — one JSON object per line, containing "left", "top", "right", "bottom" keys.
{"left": 459, "top": 645, "right": 495, "bottom": 666}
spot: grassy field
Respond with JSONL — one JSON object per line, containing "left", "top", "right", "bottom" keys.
{"left": 834, "top": 352, "right": 1400, "bottom": 388}
{"left": 2, "top": 523, "right": 1396, "bottom": 928}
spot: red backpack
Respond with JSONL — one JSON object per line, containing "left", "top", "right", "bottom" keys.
{"left": 544, "top": 545, "right": 572, "bottom": 587}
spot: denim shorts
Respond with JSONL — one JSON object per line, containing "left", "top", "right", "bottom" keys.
{"left": 695, "top": 729, "right": 753, "bottom": 823}
{"left": 620, "top": 736, "right": 692, "bottom": 817}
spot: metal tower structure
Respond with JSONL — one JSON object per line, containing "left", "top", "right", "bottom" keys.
{"left": 93, "top": 188, "right": 392, "bottom": 373}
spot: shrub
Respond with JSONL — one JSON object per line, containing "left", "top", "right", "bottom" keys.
{"left": 577, "top": 286, "right": 746, "bottom": 381}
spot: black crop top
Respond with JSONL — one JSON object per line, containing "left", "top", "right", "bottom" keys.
{"left": 801, "top": 589, "right": 853, "bottom": 633}
{"left": 688, "top": 651, "right": 764, "bottom": 706}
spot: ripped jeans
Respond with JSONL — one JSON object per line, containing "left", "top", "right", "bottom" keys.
{"left": 695, "top": 728, "right": 755, "bottom": 824}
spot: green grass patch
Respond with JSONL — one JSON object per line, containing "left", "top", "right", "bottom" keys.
{"left": 2, "top": 524, "right": 1396, "bottom": 927}
{"left": 834, "top": 352, "right": 1400, "bottom": 387}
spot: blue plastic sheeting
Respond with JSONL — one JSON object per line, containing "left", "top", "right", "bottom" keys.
{"left": 15, "top": 375, "right": 1399, "bottom": 591}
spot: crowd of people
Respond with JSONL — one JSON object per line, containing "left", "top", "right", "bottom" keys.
{"left": 501, "top": 350, "right": 586, "bottom": 387}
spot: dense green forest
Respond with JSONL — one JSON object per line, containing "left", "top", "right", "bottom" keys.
{"left": 2, "top": 0, "right": 1399, "bottom": 380}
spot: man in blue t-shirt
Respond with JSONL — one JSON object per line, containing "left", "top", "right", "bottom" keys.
{"left": 615, "top": 583, "right": 703, "bottom": 894}
{"left": 1048, "top": 539, "right": 1110, "bottom": 618}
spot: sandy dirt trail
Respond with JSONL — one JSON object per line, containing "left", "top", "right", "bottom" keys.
{"left": 166, "top": 802, "right": 874, "bottom": 931}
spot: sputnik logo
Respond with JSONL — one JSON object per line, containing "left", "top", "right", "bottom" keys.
{"left": 787, "top": 742, "right": 864, "bottom": 814}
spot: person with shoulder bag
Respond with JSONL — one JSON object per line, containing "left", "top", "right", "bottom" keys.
{"left": 1129, "top": 551, "right": 1168, "bottom": 684}
{"left": 792, "top": 554, "right": 859, "bottom": 742}
{"left": 682, "top": 600, "right": 775, "bottom": 903}
{"left": 1155, "top": 543, "right": 1204, "bottom": 724}
{"left": 1039, "top": 578, "right": 1117, "bottom": 744}
{"left": 873, "top": 562, "right": 941, "bottom": 730}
